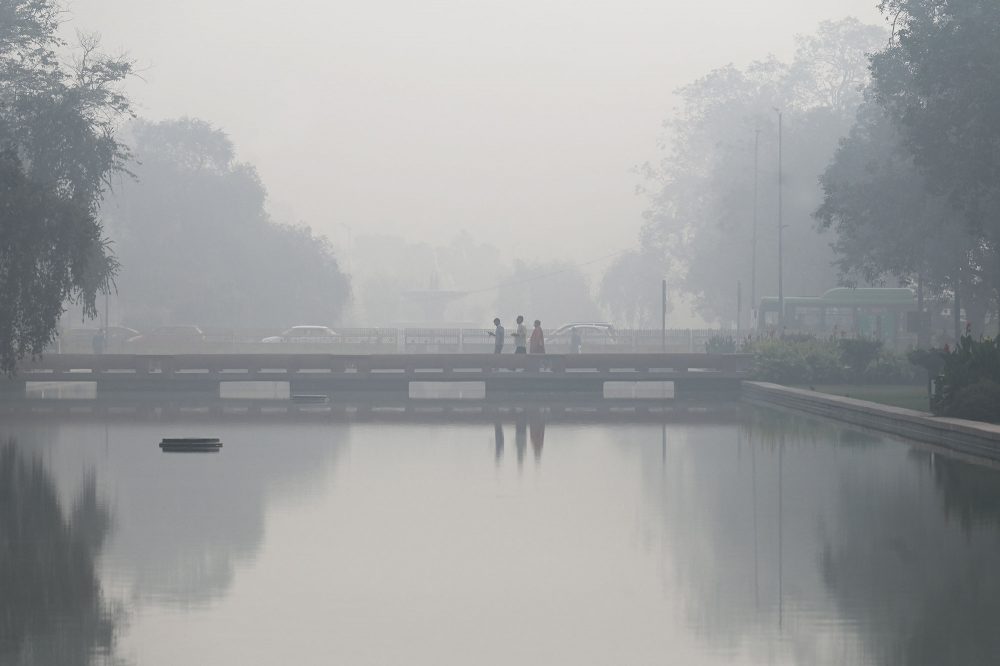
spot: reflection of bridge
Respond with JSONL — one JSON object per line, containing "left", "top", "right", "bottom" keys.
{"left": 0, "top": 395, "right": 747, "bottom": 424}
{"left": 4, "top": 353, "right": 751, "bottom": 397}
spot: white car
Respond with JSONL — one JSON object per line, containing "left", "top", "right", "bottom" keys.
{"left": 550, "top": 323, "right": 617, "bottom": 352}
{"left": 262, "top": 326, "right": 339, "bottom": 343}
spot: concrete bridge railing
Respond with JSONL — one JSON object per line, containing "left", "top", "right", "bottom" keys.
{"left": 5, "top": 353, "right": 752, "bottom": 396}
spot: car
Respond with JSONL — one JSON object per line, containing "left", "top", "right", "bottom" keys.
{"left": 55, "top": 326, "right": 142, "bottom": 353}
{"left": 127, "top": 325, "right": 205, "bottom": 352}
{"left": 262, "top": 326, "right": 339, "bottom": 343}
{"left": 550, "top": 323, "right": 617, "bottom": 352}
{"left": 128, "top": 325, "right": 205, "bottom": 342}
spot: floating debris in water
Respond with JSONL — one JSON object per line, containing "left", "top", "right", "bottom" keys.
{"left": 159, "top": 437, "right": 222, "bottom": 453}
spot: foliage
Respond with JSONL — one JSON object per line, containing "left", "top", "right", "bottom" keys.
{"left": 852, "top": 0, "right": 1000, "bottom": 332}
{"left": 863, "top": 347, "right": 921, "bottom": 384}
{"left": 705, "top": 335, "right": 737, "bottom": 354}
{"left": 104, "top": 119, "right": 349, "bottom": 328}
{"left": 815, "top": 103, "right": 976, "bottom": 291}
{"left": 598, "top": 249, "right": 669, "bottom": 327}
{"left": 495, "top": 260, "right": 601, "bottom": 327}
{"left": 931, "top": 336, "right": 1000, "bottom": 421}
{"left": 871, "top": 0, "right": 1000, "bottom": 221}
{"left": 838, "top": 338, "right": 883, "bottom": 378}
{"left": 948, "top": 381, "right": 1000, "bottom": 424}
{"left": 640, "top": 19, "right": 885, "bottom": 325}
{"left": 0, "top": 0, "right": 133, "bottom": 373}
{"left": 749, "top": 336, "right": 920, "bottom": 385}
{"left": 749, "top": 337, "right": 845, "bottom": 385}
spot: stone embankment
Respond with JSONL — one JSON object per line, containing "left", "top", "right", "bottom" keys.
{"left": 743, "top": 381, "right": 1000, "bottom": 462}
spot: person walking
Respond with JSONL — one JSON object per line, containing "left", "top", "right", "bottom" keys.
{"left": 488, "top": 317, "right": 505, "bottom": 354}
{"left": 513, "top": 315, "right": 528, "bottom": 354}
{"left": 529, "top": 320, "right": 545, "bottom": 354}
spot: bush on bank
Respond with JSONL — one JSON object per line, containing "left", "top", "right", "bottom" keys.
{"left": 745, "top": 337, "right": 920, "bottom": 386}
{"left": 917, "top": 336, "right": 1000, "bottom": 423}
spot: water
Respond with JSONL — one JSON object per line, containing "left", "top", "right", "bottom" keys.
{"left": 3, "top": 403, "right": 1000, "bottom": 665}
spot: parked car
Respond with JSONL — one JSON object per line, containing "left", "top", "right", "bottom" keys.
{"left": 127, "top": 325, "right": 205, "bottom": 352}
{"left": 550, "top": 323, "right": 617, "bottom": 352}
{"left": 262, "top": 326, "right": 339, "bottom": 343}
{"left": 55, "top": 326, "right": 141, "bottom": 353}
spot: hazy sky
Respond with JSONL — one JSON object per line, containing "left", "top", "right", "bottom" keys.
{"left": 70, "top": 0, "right": 883, "bottom": 273}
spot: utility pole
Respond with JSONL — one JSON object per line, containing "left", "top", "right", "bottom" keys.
{"left": 661, "top": 278, "right": 667, "bottom": 352}
{"left": 737, "top": 280, "right": 742, "bottom": 339}
{"left": 751, "top": 128, "right": 759, "bottom": 330}
{"left": 774, "top": 109, "right": 785, "bottom": 332}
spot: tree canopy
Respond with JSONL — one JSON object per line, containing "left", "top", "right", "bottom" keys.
{"left": 0, "top": 0, "right": 133, "bottom": 372}
{"left": 815, "top": 0, "right": 1000, "bottom": 337}
{"left": 104, "top": 118, "right": 350, "bottom": 329}
{"left": 640, "top": 19, "right": 886, "bottom": 326}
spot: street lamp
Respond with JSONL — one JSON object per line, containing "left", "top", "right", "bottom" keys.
{"left": 751, "top": 128, "right": 759, "bottom": 330}
{"left": 774, "top": 108, "right": 784, "bottom": 332}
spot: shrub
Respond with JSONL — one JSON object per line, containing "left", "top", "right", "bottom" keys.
{"left": 838, "top": 338, "right": 882, "bottom": 379}
{"left": 948, "top": 380, "right": 1000, "bottom": 424}
{"left": 749, "top": 338, "right": 845, "bottom": 384}
{"left": 931, "top": 336, "right": 1000, "bottom": 420}
{"left": 863, "top": 349, "right": 921, "bottom": 384}
{"left": 748, "top": 337, "right": 919, "bottom": 386}
{"left": 705, "top": 335, "right": 737, "bottom": 354}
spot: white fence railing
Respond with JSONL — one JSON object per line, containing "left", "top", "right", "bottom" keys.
{"left": 53, "top": 327, "right": 732, "bottom": 355}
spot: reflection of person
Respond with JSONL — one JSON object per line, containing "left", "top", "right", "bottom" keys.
{"left": 570, "top": 328, "right": 582, "bottom": 354}
{"left": 515, "top": 415, "right": 527, "bottom": 468}
{"left": 529, "top": 320, "right": 545, "bottom": 354}
{"left": 530, "top": 417, "right": 545, "bottom": 463}
{"left": 494, "top": 422, "right": 505, "bottom": 465}
{"left": 514, "top": 315, "right": 527, "bottom": 354}
{"left": 487, "top": 318, "right": 504, "bottom": 354}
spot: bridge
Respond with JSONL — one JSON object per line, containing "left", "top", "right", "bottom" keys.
{"left": 3, "top": 352, "right": 752, "bottom": 398}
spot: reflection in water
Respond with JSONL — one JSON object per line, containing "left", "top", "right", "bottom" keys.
{"left": 515, "top": 416, "right": 527, "bottom": 469}
{"left": 819, "top": 450, "right": 1000, "bottom": 665}
{"left": 0, "top": 440, "right": 123, "bottom": 666}
{"left": 10, "top": 403, "right": 1000, "bottom": 665}
{"left": 639, "top": 408, "right": 1000, "bottom": 665}
{"left": 491, "top": 413, "right": 547, "bottom": 468}
{"left": 101, "top": 424, "right": 346, "bottom": 606}
{"left": 494, "top": 422, "right": 504, "bottom": 465}
{"left": 530, "top": 417, "right": 545, "bottom": 463}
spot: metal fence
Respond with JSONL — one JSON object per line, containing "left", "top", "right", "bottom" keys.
{"left": 53, "top": 327, "right": 730, "bottom": 355}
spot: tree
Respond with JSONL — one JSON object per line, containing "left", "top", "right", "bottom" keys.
{"left": 495, "top": 260, "right": 601, "bottom": 327}
{"left": 870, "top": 0, "right": 1000, "bottom": 304}
{"left": 815, "top": 101, "right": 993, "bottom": 338}
{"left": 641, "top": 19, "right": 886, "bottom": 325}
{"left": 598, "top": 249, "right": 669, "bottom": 327}
{"left": 0, "top": 1, "right": 133, "bottom": 372}
{"left": 104, "top": 118, "right": 350, "bottom": 328}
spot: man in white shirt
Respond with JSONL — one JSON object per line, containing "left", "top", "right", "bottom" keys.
{"left": 488, "top": 318, "right": 504, "bottom": 354}
{"left": 513, "top": 315, "right": 527, "bottom": 354}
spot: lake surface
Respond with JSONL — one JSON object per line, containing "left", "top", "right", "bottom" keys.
{"left": 3, "top": 403, "right": 1000, "bottom": 665}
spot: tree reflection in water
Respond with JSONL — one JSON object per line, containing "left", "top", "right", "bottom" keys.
{"left": 0, "top": 440, "right": 124, "bottom": 666}
{"left": 639, "top": 407, "right": 1000, "bottom": 666}
{"left": 821, "top": 450, "right": 1000, "bottom": 665}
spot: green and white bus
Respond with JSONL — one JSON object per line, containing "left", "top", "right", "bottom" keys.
{"left": 757, "top": 288, "right": 918, "bottom": 346}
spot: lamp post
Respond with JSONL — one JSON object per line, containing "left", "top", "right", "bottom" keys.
{"left": 774, "top": 109, "right": 784, "bottom": 331}
{"left": 751, "top": 128, "right": 759, "bottom": 330}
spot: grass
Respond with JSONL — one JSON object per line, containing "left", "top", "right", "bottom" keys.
{"left": 794, "top": 384, "right": 931, "bottom": 412}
